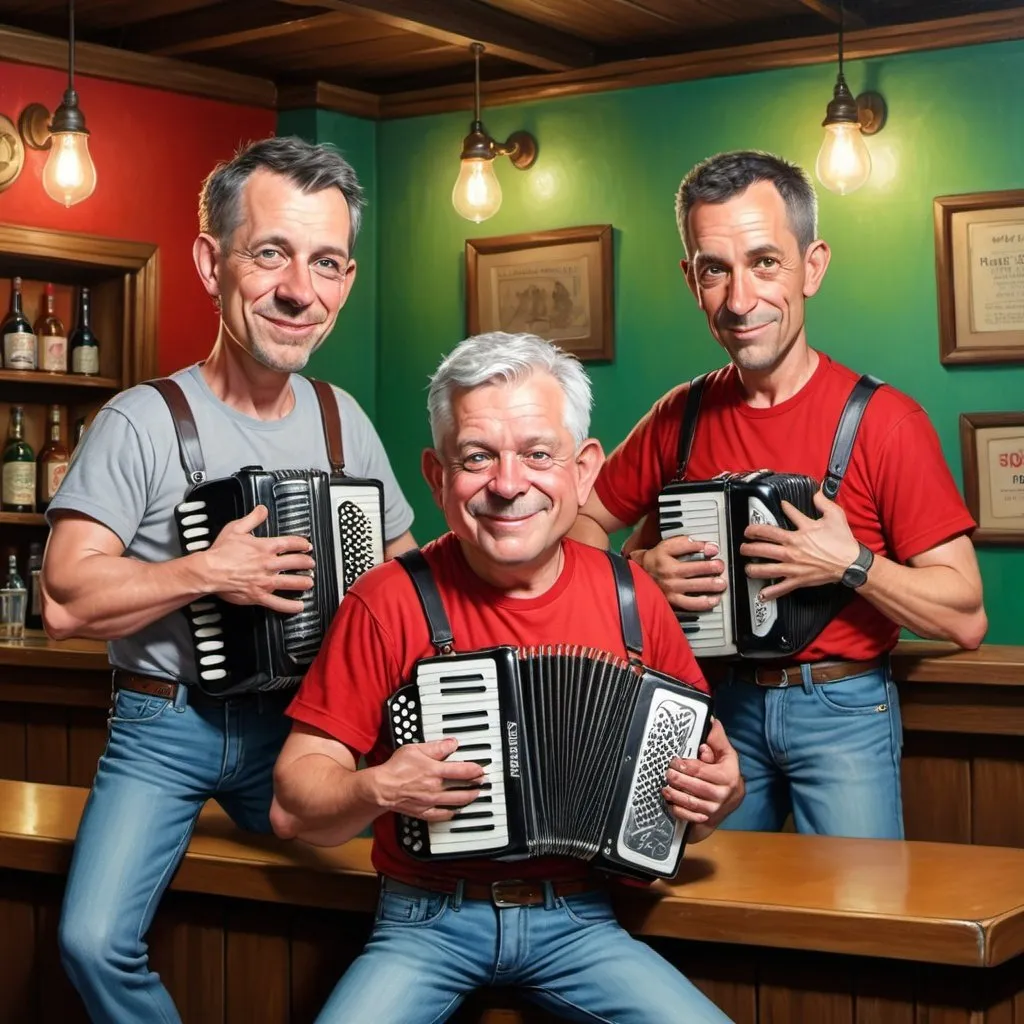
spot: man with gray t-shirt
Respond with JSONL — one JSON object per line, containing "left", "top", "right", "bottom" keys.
{"left": 41, "top": 137, "right": 416, "bottom": 1024}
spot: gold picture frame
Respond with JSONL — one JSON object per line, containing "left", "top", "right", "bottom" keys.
{"left": 960, "top": 411, "right": 1024, "bottom": 545}
{"left": 934, "top": 189, "right": 1024, "bottom": 365}
{"left": 466, "top": 225, "right": 614, "bottom": 362}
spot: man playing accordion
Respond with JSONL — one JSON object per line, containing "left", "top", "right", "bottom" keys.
{"left": 572, "top": 150, "right": 986, "bottom": 840}
{"left": 272, "top": 332, "right": 744, "bottom": 1024}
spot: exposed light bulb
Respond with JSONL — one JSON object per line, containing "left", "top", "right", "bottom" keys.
{"left": 42, "top": 130, "right": 97, "bottom": 208}
{"left": 815, "top": 121, "right": 871, "bottom": 196}
{"left": 452, "top": 157, "right": 502, "bottom": 223}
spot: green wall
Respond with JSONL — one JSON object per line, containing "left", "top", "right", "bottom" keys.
{"left": 283, "top": 38, "right": 1024, "bottom": 644}
{"left": 278, "top": 108, "right": 379, "bottom": 418}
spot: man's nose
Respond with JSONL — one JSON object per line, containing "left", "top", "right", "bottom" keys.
{"left": 489, "top": 452, "right": 529, "bottom": 499}
{"left": 276, "top": 260, "right": 316, "bottom": 309}
{"left": 725, "top": 270, "right": 757, "bottom": 316}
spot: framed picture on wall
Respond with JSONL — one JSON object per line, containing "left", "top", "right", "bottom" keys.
{"left": 934, "top": 189, "right": 1024, "bottom": 365}
{"left": 960, "top": 411, "right": 1024, "bottom": 545}
{"left": 465, "top": 225, "right": 614, "bottom": 362}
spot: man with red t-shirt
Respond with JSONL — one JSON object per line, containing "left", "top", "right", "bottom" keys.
{"left": 573, "top": 150, "right": 986, "bottom": 840}
{"left": 271, "top": 332, "right": 743, "bottom": 1024}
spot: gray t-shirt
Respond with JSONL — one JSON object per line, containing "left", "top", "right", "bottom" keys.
{"left": 47, "top": 364, "right": 414, "bottom": 681}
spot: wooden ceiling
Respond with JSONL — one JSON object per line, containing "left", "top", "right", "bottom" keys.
{"left": 0, "top": 0, "right": 1022, "bottom": 116}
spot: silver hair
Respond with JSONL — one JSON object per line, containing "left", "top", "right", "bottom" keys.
{"left": 198, "top": 135, "right": 366, "bottom": 252}
{"left": 427, "top": 332, "right": 593, "bottom": 449}
{"left": 675, "top": 150, "right": 818, "bottom": 256}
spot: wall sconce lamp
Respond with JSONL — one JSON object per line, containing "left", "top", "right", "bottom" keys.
{"left": 18, "top": 0, "right": 97, "bottom": 208}
{"left": 452, "top": 42, "right": 537, "bottom": 223}
{"left": 815, "top": 4, "right": 886, "bottom": 196}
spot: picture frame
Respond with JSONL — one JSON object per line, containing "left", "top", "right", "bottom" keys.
{"left": 959, "top": 411, "right": 1024, "bottom": 545}
{"left": 934, "top": 189, "right": 1024, "bottom": 365}
{"left": 466, "top": 225, "right": 614, "bottom": 362}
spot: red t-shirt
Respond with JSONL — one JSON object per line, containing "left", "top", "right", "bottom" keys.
{"left": 593, "top": 353, "right": 976, "bottom": 662}
{"left": 288, "top": 533, "right": 707, "bottom": 887}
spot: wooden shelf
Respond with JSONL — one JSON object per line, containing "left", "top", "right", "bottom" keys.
{"left": 0, "top": 370, "right": 121, "bottom": 390}
{"left": 0, "top": 512, "right": 46, "bottom": 526}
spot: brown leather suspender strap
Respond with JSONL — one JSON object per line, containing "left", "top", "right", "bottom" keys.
{"left": 144, "top": 378, "right": 207, "bottom": 486}
{"left": 308, "top": 377, "right": 346, "bottom": 476}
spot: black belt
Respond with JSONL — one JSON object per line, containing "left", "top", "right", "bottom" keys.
{"left": 382, "top": 874, "right": 604, "bottom": 908}
{"left": 702, "top": 656, "right": 884, "bottom": 689}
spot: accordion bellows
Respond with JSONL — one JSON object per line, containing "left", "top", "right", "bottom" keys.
{"left": 175, "top": 467, "right": 384, "bottom": 696}
{"left": 658, "top": 471, "right": 851, "bottom": 658}
{"left": 387, "top": 645, "right": 713, "bottom": 880}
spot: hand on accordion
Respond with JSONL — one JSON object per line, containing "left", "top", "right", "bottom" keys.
{"left": 373, "top": 737, "right": 487, "bottom": 822}
{"left": 198, "top": 504, "right": 316, "bottom": 614}
{"left": 661, "top": 718, "right": 744, "bottom": 843}
{"left": 740, "top": 488, "right": 861, "bottom": 600}
{"left": 630, "top": 535, "right": 728, "bottom": 613}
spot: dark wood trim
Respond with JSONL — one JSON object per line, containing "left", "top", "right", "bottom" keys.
{"left": 0, "top": 638, "right": 109, "bottom": 672}
{"left": 278, "top": 0, "right": 596, "bottom": 72}
{"left": 792, "top": 0, "right": 866, "bottom": 29}
{"left": 276, "top": 81, "right": 381, "bottom": 120}
{"left": 373, "top": 8, "right": 1024, "bottom": 118}
{"left": 958, "top": 412, "right": 1024, "bottom": 546}
{"left": 0, "top": 24, "right": 276, "bottom": 109}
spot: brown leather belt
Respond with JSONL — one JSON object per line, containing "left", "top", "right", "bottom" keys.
{"left": 384, "top": 874, "right": 602, "bottom": 907}
{"left": 702, "top": 656, "right": 884, "bottom": 689}
{"left": 111, "top": 669, "right": 290, "bottom": 706}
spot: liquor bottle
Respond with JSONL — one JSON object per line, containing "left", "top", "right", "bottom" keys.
{"left": 25, "top": 542, "right": 43, "bottom": 632}
{"left": 37, "top": 405, "right": 69, "bottom": 511}
{"left": 2, "top": 406, "right": 36, "bottom": 513}
{"left": 70, "top": 286, "right": 100, "bottom": 376}
{"left": 35, "top": 283, "right": 67, "bottom": 373}
{"left": 1, "top": 552, "right": 27, "bottom": 640}
{"left": 73, "top": 416, "right": 87, "bottom": 448}
{"left": 2, "top": 276, "right": 36, "bottom": 371}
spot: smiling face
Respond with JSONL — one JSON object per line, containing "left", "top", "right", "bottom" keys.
{"left": 198, "top": 168, "right": 357, "bottom": 373}
{"left": 683, "top": 180, "right": 829, "bottom": 375}
{"left": 422, "top": 371, "right": 602, "bottom": 584}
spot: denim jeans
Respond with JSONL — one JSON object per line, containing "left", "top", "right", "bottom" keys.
{"left": 315, "top": 881, "right": 734, "bottom": 1024}
{"left": 58, "top": 684, "right": 291, "bottom": 1024}
{"left": 713, "top": 660, "right": 904, "bottom": 838}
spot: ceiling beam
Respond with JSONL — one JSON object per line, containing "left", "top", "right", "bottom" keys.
{"left": 118, "top": 3, "right": 339, "bottom": 57}
{"left": 791, "top": 1, "right": 866, "bottom": 29}
{"left": 277, "top": 0, "right": 596, "bottom": 71}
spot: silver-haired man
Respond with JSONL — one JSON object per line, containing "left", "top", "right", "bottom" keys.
{"left": 44, "top": 136, "right": 416, "bottom": 1022}
{"left": 272, "top": 331, "right": 743, "bottom": 1024}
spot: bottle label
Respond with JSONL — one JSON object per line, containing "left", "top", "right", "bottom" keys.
{"left": 72, "top": 345, "right": 99, "bottom": 375}
{"left": 44, "top": 459, "right": 69, "bottom": 500}
{"left": 4, "top": 331, "right": 36, "bottom": 370}
{"left": 2, "top": 462, "right": 35, "bottom": 507}
{"left": 41, "top": 336, "right": 68, "bottom": 373}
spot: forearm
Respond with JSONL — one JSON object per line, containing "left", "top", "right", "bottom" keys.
{"left": 272, "top": 752, "right": 382, "bottom": 847}
{"left": 858, "top": 555, "right": 986, "bottom": 648}
{"left": 42, "top": 552, "right": 211, "bottom": 641}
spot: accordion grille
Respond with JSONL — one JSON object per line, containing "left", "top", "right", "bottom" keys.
{"left": 273, "top": 476, "right": 320, "bottom": 665}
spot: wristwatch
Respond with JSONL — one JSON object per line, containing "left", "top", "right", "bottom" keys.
{"left": 841, "top": 543, "right": 874, "bottom": 589}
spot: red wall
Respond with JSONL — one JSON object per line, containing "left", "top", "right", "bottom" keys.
{"left": 0, "top": 61, "right": 276, "bottom": 374}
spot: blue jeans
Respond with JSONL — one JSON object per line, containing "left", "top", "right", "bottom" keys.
{"left": 58, "top": 684, "right": 291, "bottom": 1024}
{"left": 315, "top": 880, "right": 734, "bottom": 1024}
{"left": 713, "top": 660, "right": 904, "bottom": 838}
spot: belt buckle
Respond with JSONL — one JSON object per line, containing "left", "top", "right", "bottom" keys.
{"left": 490, "top": 879, "right": 529, "bottom": 908}
{"left": 755, "top": 666, "right": 789, "bottom": 688}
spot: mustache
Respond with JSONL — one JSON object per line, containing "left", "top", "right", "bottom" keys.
{"left": 716, "top": 311, "right": 780, "bottom": 330}
{"left": 468, "top": 495, "right": 553, "bottom": 518}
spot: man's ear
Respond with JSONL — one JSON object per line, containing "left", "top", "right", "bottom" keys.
{"left": 421, "top": 448, "right": 444, "bottom": 510}
{"left": 193, "top": 233, "right": 221, "bottom": 302}
{"left": 574, "top": 438, "right": 605, "bottom": 507}
{"left": 802, "top": 239, "right": 831, "bottom": 298}
{"left": 337, "top": 259, "right": 358, "bottom": 310}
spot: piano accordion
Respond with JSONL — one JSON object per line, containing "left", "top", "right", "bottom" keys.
{"left": 657, "top": 471, "right": 849, "bottom": 658}
{"left": 387, "top": 645, "right": 713, "bottom": 880}
{"left": 175, "top": 466, "right": 384, "bottom": 696}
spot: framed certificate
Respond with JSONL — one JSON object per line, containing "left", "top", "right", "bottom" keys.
{"left": 935, "top": 190, "right": 1024, "bottom": 365}
{"left": 960, "top": 411, "right": 1024, "bottom": 545}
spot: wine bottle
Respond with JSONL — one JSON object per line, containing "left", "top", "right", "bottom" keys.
{"left": 37, "top": 404, "right": 69, "bottom": 511}
{"left": 2, "top": 406, "right": 36, "bottom": 512}
{"left": 70, "top": 286, "right": 100, "bottom": 376}
{"left": 2, "top": 277, "right": 37, "bottom": 371}
{"left": 35, "top": 283, "right": 67, "bottom": 373}
{"left": 25, "top": 542, "right": 43, "bottom": 632}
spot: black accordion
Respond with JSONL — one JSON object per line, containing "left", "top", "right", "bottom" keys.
{"left": 387, "top": 645, "right": 713, "bottom": 880}
{"left": 175, "top": 466, "right": 384, "bottom": 696}
{"left": 657, "top": 471, "right": 849, "bottom": 658}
